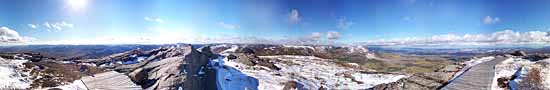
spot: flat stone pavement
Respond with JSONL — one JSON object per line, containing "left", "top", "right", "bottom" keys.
{"left": 442, "top": 56, "right": 506, "bottom": 90}
{"left": 81, "top": 71, "right": 142, "bottom": 90}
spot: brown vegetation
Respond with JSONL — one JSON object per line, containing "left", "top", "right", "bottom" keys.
{"left": 519, "top": 67, "right": 544, "bottom": 90}
{"left": 23, "top": 62, "right": 105, "bottom": 89}
{"left": 334, "top": 53, "right": 452, "bottom": 74}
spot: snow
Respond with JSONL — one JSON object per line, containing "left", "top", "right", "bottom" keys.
{"left": 40, "top": 80, "right": 88, "bottom": 90}
{"left": 491, "top": 57, "right": 534, "bottom": 90}
{"left": 347, "top": 45, "right": 369, "bottom": 53}
{"left": 222, "top": 55, "right": 406, "bottom": 90}
{"left": 221, "top": 45, "right": 239, "bottom": 54}
{"left": 0, "top": 59, "right": 31, "bottom": 89}
{"left": 283, "top": 45, "right": 316, "bottom": 51}
{"left": 211, "top": 56, "right": 259, "bottom": 90}
{"left": 136, "top": 56, "right": 147, "bottom": 62}
{"left": 509, "top": 66, "right": 529, "bottom": 90}
{"left": 116, "top": 56, "right": 148, "bottom": 65}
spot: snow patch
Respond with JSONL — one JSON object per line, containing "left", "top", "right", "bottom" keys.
{"left": 283, "top": 45, "right": 315, "bottom": 51}
{"left": 492, "top": 57, "right": 534, "bottom": 90}
{"left": 227, "top": 55, "right": 406, "bottom": 89}
{"left": 40, "top": 80, "right": 88, "bottom": 90}
{"left": 211, "top": 56, "right": 259, "bottom": 90}
{"left": 0, "top": 59, "right": 31, "bottom": 89}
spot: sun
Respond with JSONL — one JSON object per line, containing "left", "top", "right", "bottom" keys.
{"left": 66, "top": 0, "right": 88, "bottom": 10}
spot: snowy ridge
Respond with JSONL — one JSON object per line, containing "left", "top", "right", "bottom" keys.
{"left": 221, "top": 55, "right": 405, "bottom": 90}
{"left": 0, "top": 58, "right": 31, "bottom": 89}
{"left": 221, "top": 45, "right": 239, "bottom": 54}
{"left": 211, "top": 56, "right": 259, "bottom": 90}
{"left": 282, "top": 45, "right": 316, "bottom": 51}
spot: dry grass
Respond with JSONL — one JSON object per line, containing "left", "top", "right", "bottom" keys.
{"left": 23, "top": 62, "right": 105, "bottom": 89}
{"left": 519, "top": 67, "right": 545, "bottom": 90}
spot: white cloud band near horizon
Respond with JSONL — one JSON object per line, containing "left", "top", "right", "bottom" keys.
{"left": 365, "top": 30, "right": 550, "bottom": 46}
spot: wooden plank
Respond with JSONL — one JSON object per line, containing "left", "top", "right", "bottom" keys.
{"left": 442, "top": 57, "right": 505, "bottom": 90}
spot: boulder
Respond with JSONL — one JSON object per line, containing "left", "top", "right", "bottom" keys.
{"left": 126, "top": 45, "right": 214, "bottom": 90}
{"left": 232, "top": 53, "right": 280, "bottom": 70}
{"left": 282, "top": 81, "right": 307, "bottom": 90}
{"left": 227, "top": 54, "right": 237, "bottom": 60}
{"left": 522, "top": 54, "right": 549, "bottom": 61}
{"left": 511, "top": 51, "right": 527, "bottom": 56}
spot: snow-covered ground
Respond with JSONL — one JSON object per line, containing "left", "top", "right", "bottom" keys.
{"left": 507, "top": 58, "right": 550, "bottom": 90}
{"left": 282, "top": 45, "right": 316, "bottom": 51}
{"left": 210, "top": 56, "right": 259, "bottom": 90}
{"left": 219, "top": 55, "right": 406, "bottom": 90}
{"left": 39, "top": 80, "right": 88, "bottom": 90}
{"left": 0, "top": 58, "right": 31, "bottom": 89}
{"left": 492, "top": 57, "right": 534, "bottom": 90}
{"left": 220, "top": 45, "right": 239, "bottom": 55}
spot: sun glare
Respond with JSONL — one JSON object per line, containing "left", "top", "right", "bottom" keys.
{"left": 67, "top": 0, "right": 87, "bottom": 10}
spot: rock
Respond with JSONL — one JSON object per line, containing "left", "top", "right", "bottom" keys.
{"left": 233, "top": 53, "right": 257, "bottom": 66}
{"left": 227, "top": 54, "right": 237, "bottom": 60}
{"left": 232, "top": 53, "right": 280, "bottom": 70}
{"left": 128, "top": 68, "right": 147, "bottom": 85}
{"left": 318, "top": 86, "right": 328, "bottom": 90}
{"left": 511, "top": 51, "right": 527, "bottom": 56}
{"left": 437, "top": 65, "right": 461, "bottom": 72}
{"left": 125, "top": 45, "right": 214, "bottom": 90}
{"left": 198, "top": 45, "right": 218, "bottom": 59}
{"left": 238, "top": 47, "right": 256, "bottom": 55}
{"left": 497, "top": 77, "right": 511, "bottom": 89}
{"left": 368, "top": 79, "right": 406, "bottom": 90}
{"left": 522, "top": 54, "right": 549, "bottom": 61}
{"left": 282, "top": 81, "right": 307, "bottom": 90}
{"left": 282, "top": 81, "right": 298, "bottom": 90}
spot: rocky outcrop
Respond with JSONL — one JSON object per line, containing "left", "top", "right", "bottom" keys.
{"left": 282, "top": 81, "right": 307, "bottom": 90}
{"left": 118, "top": 45, "right": 215, "bottom": 90}
{"left": 369, "top": 65, "right": 462, "bottom": 90}
{"left": 231, "top": 45, "right": 371, "bottom": 60}
{"left": 522, "top": 54, "right": 550, "bottom": 61}
{"left": 230, "top": 53, "right": 280, "bottom": 70}
{"left": 511, "top": 51, "right": 527, "bottom": 56}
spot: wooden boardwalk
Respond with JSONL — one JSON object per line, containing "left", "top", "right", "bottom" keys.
{"left": 442, "top": 57, "right": 505, "bottom": 90}
{"left": 81, "top": 71, "right": 142, "bottom": 90}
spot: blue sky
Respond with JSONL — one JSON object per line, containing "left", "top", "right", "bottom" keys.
{"left": 1, "top": 0, "right": 550, "bottom": 45}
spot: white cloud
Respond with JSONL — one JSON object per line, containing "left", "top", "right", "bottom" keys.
{"left": 327, "top": 31, "right": 340, "bottom": 40}
{"left": 28, "top": 24, "right": 37, "bottom": 29}
{"left": 144, "top": 16, "right": 164, "bottom": 23}
{"left": 366, "top": 30, "right": 550, "bottom": 46}
{"left": 0, "top": 27, "right": 34, "bottom": 43}
{"left": 310, "top": 32, "right": 322, "bottom": 40}
{"left": 288, "top": 9, "right": 301, "bottom": 24}
{"left": 337, "top": 17, "right": 355, "bottom": 30}
{"left": 29, "top": 21, "right": 74, "bottom": 32}
{"left": 218, "top": 22, "right": 240, "bottom": 30}
{"left": 483, "top": 16, "right": 500, "bottom": 24}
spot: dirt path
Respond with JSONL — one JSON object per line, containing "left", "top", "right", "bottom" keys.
{"left": 442, "top": 57, "right": 506, "bottom": 90}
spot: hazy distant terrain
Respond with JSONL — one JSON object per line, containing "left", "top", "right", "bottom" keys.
{"left": 0, "top": 45, "right": 164, "bottom": 59}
